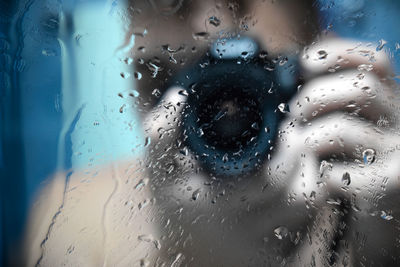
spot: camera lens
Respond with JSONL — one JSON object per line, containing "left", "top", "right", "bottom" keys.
{"left": 196, "top": 86, "right": 262, "bottom": 152}
{"left": 167, "top": 37, "right": 298, "bottom": 176}
{"left": 176, "top": 57, "right": 286, "bottom": 176}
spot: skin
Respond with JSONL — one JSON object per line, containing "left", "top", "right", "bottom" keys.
{"left": 23, "top": 1, "right": 400, "bottom": 266}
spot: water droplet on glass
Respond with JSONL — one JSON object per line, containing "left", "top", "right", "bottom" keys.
{"left": 377, "top": 116, "right": 389, "bottom": 128}
{"left": 208, "top": 16, "right": 221, "bottom": 27}
{"left": 135, "top": 178, "right": 149, "bottom": 190}
{"left": 171, "top": 253, "right": 184, "bottom": 267}
{"left": 381, "top": 211, "right": 393, "bottom": 220}
{"left": 274, "top": 226, "right": 288, "bottom": 240}
{"left": 319, "top": 160, "right": 332, "bottom": 177}
{"left": 152, "top": 88, "right": 161, "bottom": 97}
{"left": 222, "top": 153, "right": 228, "bottom": 163}
{"left": 362, "top": 148, "right": 376, "bottom": 164}
{"left": 138, "top": 199, "right": 149, "bottom": 210}
{"left": 357, "top": 64, "right": 373, "bottom": 72}
{"left": 259, "top": 51, "right": 268, "bottom": 59}
{"left": 154, "top": 240, "right": 161, "bottom": 250}
{"left": 180, "top": 147, "right": 189, "bottom": 156}
{"left": 279, "top": 57, "right": 288, "bottom": 66}
{"left": 42, "top": 49, "right": 56, "bottom": 56}
{"left": 198, "top": 128, "right": 204, "bottom": 137}
{"left": 251, "top": 122, "right": 259, "bottom": 130}
{"left": 317, "top": 50, "right": 328, "bottom": 60}
{"left": 309, "top": 191, "right": 316, "bottom": 201}
{"left": 361, "top": 86, "right": 372, "bottom": 94}
{"left": 178, "top": 89, "right": 189, "bottom": 96}
{"left": 278, "top": 103, "right": 290, "bottom": 113}
{"left": 140, "top": 258, "right": 150, "bottom": 267}
{"left": 120, "top": 72, "right": 130, "bottom": 79}
{"left": 138, "top": 234, "right": 154, "bottom": 242}
{"left": 134, "top": 71, "right": 142, "bottom": 80}
{"left": 132, "top": 90, "right": 140, "bottom": 97}
{"left": 342, "top": 172, "right": 351, "bottom": 186}
{"left": 376, "top": 39, "right": 387, "bottom": 51}
{"left": 214, "top": 109, "right": 227, "bottom": 121}
{"left": 193, "top": 32, "right": 210, "bottom": 41}
{"left": 326, "top": 198, "right": 341, "bottom": 206}
{"left": 166, "top": 164, "right": 175, "bottom": 174}
{"left": 119, "top": 104, "right": 126, "bottom": 113}
{"left": 192, "top": 188, "right": 201, "bottom": 201}
{"left": 124, "top": 57, "right": 133, "bottom": 65}
{"left": 133, "top": 29, "right": 148, "bottom": 37}
{"left": 144, "top": 136, "right": 151, "bottom": 147}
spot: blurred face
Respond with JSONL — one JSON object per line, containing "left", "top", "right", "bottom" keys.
{"left": 132, "top": 0, "right": 316, "bottom": 104}
{"left": 129, "top": 1, "right": 319, "bottom": 265}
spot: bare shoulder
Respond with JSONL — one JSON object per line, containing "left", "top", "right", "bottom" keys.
{"left": 23, "top": 160, "right": 153, "bottom": 267}
{"left": 23, "top": 171, "right": 66, "bottom": 267}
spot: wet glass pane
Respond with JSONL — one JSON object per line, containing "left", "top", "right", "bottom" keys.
{"left": 2, "top": 0, "right": 400, "bottom": 266}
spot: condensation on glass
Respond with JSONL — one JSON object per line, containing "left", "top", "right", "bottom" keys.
{"left": 3, "top": 0, "right": 400, "bottom": 266}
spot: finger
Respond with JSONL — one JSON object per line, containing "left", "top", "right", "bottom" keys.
{"left": 301, "top": 38, "right": 392, "bottom": 78}
{"left": 323, "top": 150, "right": 400, "bottom": 202}
{"left": 287, "top": 152, "right": 321, "bottom": 201}
{"left": 267, "top": 117, "right": 304, "bottom": 189}
{"left": 289, "top": 70, "right": 396, "bottom": 124}
{"left": 269, "top": 114, "right": 388, "bottom": 185}
{"left": 294, "top": 205, "right": 342, "bottom": 267}
{"left": 270, "top": 119, "right": 328, "bottom": 198}
{"left": 343, "top": 206, "right": 400, "bottom": 266}
{"left": 269, "top": 142, "right": 321, "bottom": 200}
{"left": 298, "top": 113, "right": 394, "bottom": 160}
{"left": 143, "top": 86, "right": 187, "bottom": 142}
{"left": 270, "top": 114, "right": 397, "bottom": 209}
{"left": 321, "top": 152, "right": 400, "bottom": 266}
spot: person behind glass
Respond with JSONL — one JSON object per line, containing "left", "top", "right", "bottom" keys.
{"left": 23, "top": 0, "right": 400, "bottom": 266}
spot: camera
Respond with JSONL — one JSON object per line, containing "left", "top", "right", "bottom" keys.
{"left": 172, "top": 36, "right": 299, "bottom": 176}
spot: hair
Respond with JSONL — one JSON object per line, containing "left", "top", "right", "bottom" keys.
{"left": 126, "top": 0, "right": 320, "bottom": 43}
